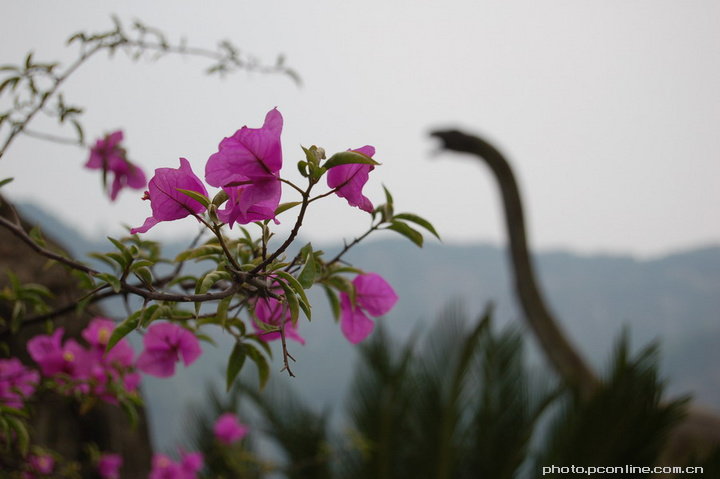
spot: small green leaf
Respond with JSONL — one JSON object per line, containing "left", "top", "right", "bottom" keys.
{"left": 96, "top": 273, "right": 122, "bottom": 293}
{"left": 276, "top": 278, "right": 300, "bottom": 326}
{"left": 174, "top": 245, "right": 224, "bottom": 262}
{"left": 177, "top": 188, "right": 210, "bottom": 208}
{"left": 0, "top": 177, "right": 14, "bottom": 189}
{"left": 132, "top": 266, "right": 153, "bottom": 286}
{"left": 196, "top": 270, "right": 232, "bottom": 295}
{"left": 212, "top": 189, "right": 229, "bottom": 207}
{"left": 297, "top": 253, "right": 316, "bottom": 289}
{"left": 226, "top": 342, "right": 246, "bottom": 391}
{"left": 245, "top": 343, "right": 270, "bottom": 390}
{"left": 383, "top": 185, "right": 394, "bottom": 208}
{"left": 323, "top": 285, "right": 341, "bottom": 322}
{"left": 11, "top": 301, "right": 25, "bottom": 333}
{"left": 275, "top": 201, "right": 302, "bottom": 216}
{"left": 6, "top": 415, "right": 29, "bottom": 456}
{"left": 393, "top": 213, "right": 441, "bottom": 240}
{"left": 386, "top": 220, "right": 424, "bottom": 247}
{"left": 324, "top": 150, "right": 380, "bottom": 170}
{"left": 274, "top": 270, "right": 311, "bottom": 321}
{"left": 106, "top": 313, "right": 140, "bottom": 354}
{"left": 297, "top": 160, "right": 309, "bottom": 177}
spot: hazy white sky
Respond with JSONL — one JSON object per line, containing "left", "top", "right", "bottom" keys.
{"left": 1, "top": 1, "right": 718, "bottom": 258}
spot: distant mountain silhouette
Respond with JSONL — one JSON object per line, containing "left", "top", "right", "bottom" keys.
{"left": 15, "top": 202, "right": 720, "bottom": 452}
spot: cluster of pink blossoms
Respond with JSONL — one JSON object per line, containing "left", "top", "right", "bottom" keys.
{"left": 19, "top": 318, "right": 201, "bottom": 406}
{"left": 0, "top": 357, "right": 39, "bottom": 409}
{"left": 147, "top": 413, "right": 247, "bottom": 479}
{"left": 116, "top": 107, "right": 398, "bottom": 344}
{"left": 27, "top": 318, "right": 140, "bottom": 402}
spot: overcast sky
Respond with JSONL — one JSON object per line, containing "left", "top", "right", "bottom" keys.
{"left": 1, "top": 1, "right": 718, "bottom": 258}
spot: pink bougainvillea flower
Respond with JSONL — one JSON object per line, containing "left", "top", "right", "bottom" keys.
{"left": 27, "top": 453, "right": 55, "bottom": 476}
{"left": 97, "top": 453, "right": 123, "bottom": 479}
{"left": 205, "top": 108, "right": 284, "bottom": 227}
{"left": 251, "top": 289, "right": 305, "bottom": 345}
{"left": 340, "top": 273, "right": 398, "bottom": 344}
{"left": 149, "top": 451, "right": 203, "bottom": 479}
{"left": 136, "top": 323, "right": 202, "bottom": 378}
{"left": 27, "top": 329, "right": 92, "bottom": 386}
{"left": 326, "top": 145, "right": 376, "bottom": 213}
{"left": 82, "top": 317, "right": 134, "bottom": 367}
{"left": 205, "top": 108, "right": 283, "bottom": 186}
{"left": 149, "top": 454, "right": 182, "bottom": 479}
{"left": 26, "top": 328, "right": 65, "bottom": 376}
{"left": 217, "top": 176, "right": 282, "bottom": 228}
{"left": 180, "top": 451, "right": 204, "bottom": 476}
{"left": 213, "top": 412, "right": 249, "bottom": 445}
{"left": 86, "top": 130, "right": 147, "bottom": 201}
{"left": 130, "top": 158, "right": 208, "bottom": 234}
{"left": 0, "top": 358, "right": 40, "bottom": 409}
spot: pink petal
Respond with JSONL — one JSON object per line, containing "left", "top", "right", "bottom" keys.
{"left": 340, "top": 293, "right": 375, "bottom": 344}
{"left": 354, "top": 273, "right": 398, "bottom": 317}
{"left": 206, "top": 108, "right": 283, "bottom": 187}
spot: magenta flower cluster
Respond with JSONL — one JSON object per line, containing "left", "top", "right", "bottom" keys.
{"left": 128, "top": 107, "right": 379, "bottom": 233}
{"left": 0, "top": 357, "right": 39, "bottom": 409}
{"left": 213, "top": 412, "right": 248, "bottom": 445}
{"left": 26, "top": 318, "right": 140, "bottom": 402}
{"left": 86, "top": 130, "right": 147, "bottom": 201}
{"left": 127, "top": 108, "right": 398, "bottom": 344}
{"left": 16, "top": 318, "right": 202, "bottom": 406}
{"left": 149, "top": 450, "right": 203, "bottom": 479}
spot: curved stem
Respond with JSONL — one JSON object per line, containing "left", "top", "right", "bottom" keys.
{"left": 431, "top": 129, "right": 598, "bottom": 399}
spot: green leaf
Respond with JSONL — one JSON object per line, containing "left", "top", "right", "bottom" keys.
{"left": 174, "top": 244, "right": 224, "bottom": 262}
{"left": 212, "top": 189, "right": 229, "bottom": 207}
{"left": 297, "top": 259, "right": 316, "bottom": 290}
{"left": 275, "top": 201, "right": 302, "bottom": 216}
{"left": 324, "top": 150, "right": 380, "bottom": 170}
{"left": 132, "top": 266, "right": 153, "bottom": 286}
{"left": 96, "top": 273, "right": 122, "bottom": 293}
{"left": 196, "top": 270, "right": 232, "bottom": 295}
{"left": 130, "top": 259, "right": 155, "bottom": 269}
{"left": 322, "top": 285, "right": 341, "bottom": 322}
{"left": 10, "top": 301, "right": 25, "bottom": 333}
{"left": 245, "top": 343, "right": 270, "bottom": 390}
{"left": 226, "top": 342, "right": 246, "bottom": 391}
{"left": 323, "top": 274, "right": 356, "bottom": 302}
{"left": 0, "top": 177, "right": 14, "bottom": 189}
{"left": 177, "top": 188, "right": 210, "bottom": 208}
{"left": 297, "top": 160, "right": 309, "bottom": 177}
{"left": 274, "top": 270, "right": 311, "bottom": 321}
{"left": 297, "top": 245, "right": 317, "bottom": 289}
{"left": 107, "top": 236, "right": 130, "bottom": 257}
{"left": 276, "top": 278, "right": 300, "bottom": 327}
{"left": 106, "top": 252, "right": 128, "bottom": 269}
{"left": 106, "top": 313, "right": 140, "bottom": 353}
{"left": 393, "top": 213, "right": 441, "bottom": 240}
{"left": 383, "top": 184, "right": 394, "bottom": 208}
{"left": 216, "top": 295, "right": 232, "bottom": 328}
{"left": 386, "top": 220, "right": 424, "bottom": 247}
{"left": 6, "top": 415, "right": 29, "bottom": 456}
